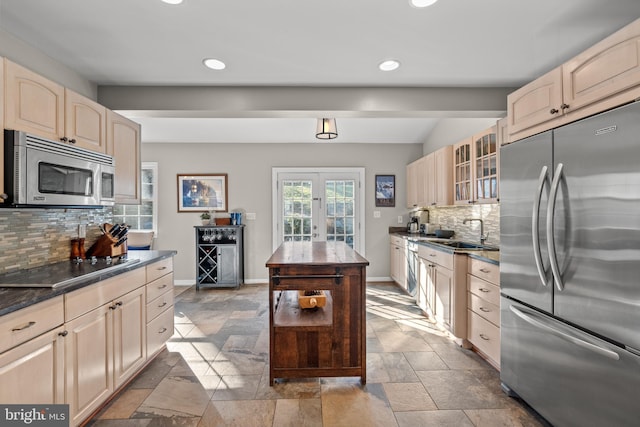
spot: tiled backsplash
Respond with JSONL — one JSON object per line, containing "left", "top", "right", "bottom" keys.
{"left": 416, "top": 204, "right": 500, "bottom": 246}
{"left": 0, "top": 208, "right": 113, "bottom": 274}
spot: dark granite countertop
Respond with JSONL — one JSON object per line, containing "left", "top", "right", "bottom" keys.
{"left": 0, "top": 250, "right": 177, "bottom": 317}
{"left": 389, "top": 232, "right": 500, "bottom": 265}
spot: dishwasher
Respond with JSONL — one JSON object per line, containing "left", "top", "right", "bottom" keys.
{"left": 406, "top": 240, "right": 418, "bottom": 296}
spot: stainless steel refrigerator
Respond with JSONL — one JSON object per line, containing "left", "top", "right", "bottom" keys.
{"left": 500, "top": 101, "right": 640, "bottom": 426}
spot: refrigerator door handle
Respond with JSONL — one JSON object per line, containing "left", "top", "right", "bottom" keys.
{"left": 547, "top": 163, "right": 565, "bottom": 291}
{"left": 509, "top": 305, "right": 620, "bottom": 361}
{"left": 532, "top": 166, "right": 550, "bottom": 287}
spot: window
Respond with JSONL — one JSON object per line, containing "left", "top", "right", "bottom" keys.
{"left": 113, "top": 162, "right": 158, "bottom": 234}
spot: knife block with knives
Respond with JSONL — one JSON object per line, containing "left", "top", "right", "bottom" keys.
{"left": 86, "top": 223, "right": 129, "bottom": 257}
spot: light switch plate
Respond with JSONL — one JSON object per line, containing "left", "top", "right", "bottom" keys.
{"left": 373, "top": 211, "right": 381, "bottom": 218}
{"left": 398, "top": 216, "right": 404, "bottom": 224}
{"left": 246, "top": 212, "right": 257, "bottom": 220}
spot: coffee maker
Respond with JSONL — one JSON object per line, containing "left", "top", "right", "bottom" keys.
{"left": 407, "top": 216, "right": 419, "bottom": 233}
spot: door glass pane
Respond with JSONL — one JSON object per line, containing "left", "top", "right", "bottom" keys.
{"left": 325, "top": 179, "right": 355, "bottom": 248}
{"left": 282, "top": 180, "right": 313, "bottom": 241}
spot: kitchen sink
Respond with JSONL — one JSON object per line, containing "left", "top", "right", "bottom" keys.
{"left": 427, "top": 240, "right": 499, "bottom": 251}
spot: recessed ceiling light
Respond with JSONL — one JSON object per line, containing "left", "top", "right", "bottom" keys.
{"left": 162, "top": 0, "right": 183, "bottom": 4}
{"left": 379, "top": 60, "right": 400, "bottom": 72}
{"left": 203, "top": 58, "right": 226, "bottom": 70}
{"left": 410, "top": 0, "right": 438, "bottom": 7}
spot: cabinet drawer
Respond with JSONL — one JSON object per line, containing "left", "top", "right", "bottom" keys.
{"left": 418, "top": 245, "right": 453, "bottom": 270}
{"left": 147, "top": 305, "right": 174, "bottom": 356}
{"left": 0, "top": 296, "right": 64, "bottom": 354}
{"left": 146, "top": 258, "right": 173, "bottom": 283}
{"left": 146, "top": 289, "right": 173, "bottom": 323}
{"left": 467, "top": 275, "right": 500, "bottom": 307}
{"left": 468, "top": 258, "right": 499, "bottom": 285}
{"left": 468, "top": 310, "right": 500, "bottom": 366}
{"left": 390, "top": 235, "right": 406, "bottom": 248}
{"left": 65, "top": 268, "right": 146, "bottom": 321}
{"left": 468, "top": 293, "right": 500, "bottom": 326}
{"left": 146, "top": 273, "right": 174, "bottom": 302}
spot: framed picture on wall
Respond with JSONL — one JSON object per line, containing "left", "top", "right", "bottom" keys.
{"left": 375, "top": 174, "right": 395, "bottom": 207}
{"left": 177, "top": 174, "right": 228, "bottom": 212}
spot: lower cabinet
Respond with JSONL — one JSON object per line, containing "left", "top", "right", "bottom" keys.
{"left": 0, "top": 256, "right": 175, "bottom": 427}
{"left": 390, "top": 236, "right": 407, "bottom": 289}
{"left": 0, "top": 325, "right": 65, "bottom": 404}
{"left": 466, "top": 258, "right": 501, "bottom": 369}
{"left": 417, "top": 245, "right": 468, "bottom": 340}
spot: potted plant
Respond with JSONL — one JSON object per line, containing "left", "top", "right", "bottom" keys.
{"left": 200, "top": 211, "right": 211, "bottom": 225}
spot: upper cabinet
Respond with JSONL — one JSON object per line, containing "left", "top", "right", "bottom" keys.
{"left": 453, "top": 126, "right": 498, "bottom": 205}
{"left": 406, "top": 146, "right": 453, "bottom": 209}
{"left": 453, "top": 138, "right": 473, "bottom": 205}
{"left": 506, "top": 67, "right": 563, "bottom": 137}
{"left": 507, "top": 18, "right": 640, "bottom": 142}
{"left": 472, "top": 126, "right": 499, "bottom": 204}
{"left": 107, "top": 110, "right": 141, "bottom": 205}
{"left": 64, "top": 89, "right": 107, "bottom": 153}
{"left": 4, "top": 60, "right": 65, "bottom": 141}
{"left": 4, "top": 60, "right": 107, "bottom": 153}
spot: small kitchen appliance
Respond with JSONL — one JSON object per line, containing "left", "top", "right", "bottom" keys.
{"left": 407, "top": 217, "right": 419, "bottom": 233}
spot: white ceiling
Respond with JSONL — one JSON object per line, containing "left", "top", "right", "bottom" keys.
{"left": 1, "top": 0, "right": 640, "bottom": 143}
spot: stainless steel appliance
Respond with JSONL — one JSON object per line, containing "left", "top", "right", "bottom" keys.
{"left": 2, "top": 130, "right": 115, "bottom": 207}
{"left": 500, "top": 101, "right": 640, "bottom": 426}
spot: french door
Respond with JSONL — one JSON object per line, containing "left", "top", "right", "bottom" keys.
{"left": 272, "top": 168, "right": 365, "bottom": 255}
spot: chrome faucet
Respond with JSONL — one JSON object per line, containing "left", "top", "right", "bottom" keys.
{"left": 463, "top": 218, "right": 487, "bottom": 244}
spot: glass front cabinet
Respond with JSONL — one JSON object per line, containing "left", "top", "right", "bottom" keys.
{"left": 453, "top": 125, "right": 499, "bottom": 205}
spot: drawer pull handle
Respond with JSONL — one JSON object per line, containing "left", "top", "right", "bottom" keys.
{"left": 158, "top": 302, "right": 167, "bottom": 308}
{"left": 478, "top": 288, "right": 490, "bottom": 293}
{"left": 479, "top": 268, "right": 490, "bottom": 273}
{"left": 115, "top": 301, "right": 123, "bottom": 307}
{"left": 479, "top": 334, "right": 490, "bottom": 341}
{"left": 11, "top": 321, "right": 36, "bottom": 332}
{"left": 159, "top": 284, "right": 168, "bottom": 289}
{"left": 159, "top": 327, "right": 167, "bottom": 334}
{"left": 429, "top": 254, "right": 437, "bottom": 257}
{"left": 271, "top": 270, "right": 343, "bottom": 286}
{"left": 479, "top": 307, "right": 491, "bottom": 312}
{"left": 58, "top": 330, "right": 68, "bottom": 337}
{"left": 157, "top": 266, "right": 168, "bottom": 270}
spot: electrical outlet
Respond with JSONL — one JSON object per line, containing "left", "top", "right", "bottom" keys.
{"left": 246, "top": 212, "right": 257, "bottom": 220}
{"left": 373, "top": 211, "right": 381, "bottom": 218}
{"left": 398, "top": 216, "right": 404, "bottom": 224}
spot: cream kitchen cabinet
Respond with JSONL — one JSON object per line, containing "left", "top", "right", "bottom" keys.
{"left": 145, "top": 257, "right": 175, "bottom": 357}
{"left": 417, "top": 244, "right": 468, "bottom": 340}
{"left": 453, "top": 126, "right": 498, "bottom": 205}
{"left": 427, "top": 146, "right": 453, "bottom": 206}
{"left": 107, "top": 110, "right": 141, "bottom": 204}
{"left": 4, "top": 60, "right": 107, "bottom": 153}
{"left": 467, "top": 257, "right": 500, "bottom": 369}
{"left": 406, "top": 157, "right": 421, "bottom": 208}
{"left": 65, "top": 268, "right": 146, "bottom": 426}
{"left": 390, "top": 235, "right": 407, "bottom": 289}
{"left": 496, "top": 117, "right": 508, "bottom": 147}
{"left": 508, "top": 18, "right": 640, "bottom": 143}
{"left": 0, "top": 296, "right": 65, "bottom": 405}
{"left": 407, "top": 145, "right": 453, "bottom": 208}
{"left": 453, "top": 137, "right": 473, "bottom": 205}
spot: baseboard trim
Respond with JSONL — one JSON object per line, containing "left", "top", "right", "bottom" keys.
{"left": 175, "top": 277, "right": 393, "bottom": 286}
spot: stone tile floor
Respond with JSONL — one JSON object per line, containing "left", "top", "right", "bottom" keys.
{"left": 87, "top": 282, "right": 547, "bottom": 427}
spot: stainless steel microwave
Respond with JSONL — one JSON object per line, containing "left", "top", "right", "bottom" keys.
{"left": 2, "top": 130, "right": 115, "bottom": 208}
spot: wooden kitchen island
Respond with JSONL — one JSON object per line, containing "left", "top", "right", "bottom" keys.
{"left": 266, "top": 241, "right": 369, "bottom": 385}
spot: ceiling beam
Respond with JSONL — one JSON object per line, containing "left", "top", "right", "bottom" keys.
{"left": 98, "top": 86, "right": 513, "bottom": 119}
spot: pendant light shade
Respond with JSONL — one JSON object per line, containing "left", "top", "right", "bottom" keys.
{"left": 316, "top": 118, "right": 338, "bottom": 140}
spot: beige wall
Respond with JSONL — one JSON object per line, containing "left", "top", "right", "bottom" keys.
{"left": 143, "top": 142, "right": 423, "bottom": 283}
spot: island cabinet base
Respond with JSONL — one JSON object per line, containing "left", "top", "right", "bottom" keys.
{"left": 266, "top": 242, "right": 369, "bottom": 386}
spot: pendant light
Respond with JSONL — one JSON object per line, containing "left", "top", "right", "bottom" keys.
{"left": 316, "top": 118, "right": 338, "bottom": 140}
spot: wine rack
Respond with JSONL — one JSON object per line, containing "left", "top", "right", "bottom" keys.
{"left": 195, "top": 225, "right": 244, "bottom": 290}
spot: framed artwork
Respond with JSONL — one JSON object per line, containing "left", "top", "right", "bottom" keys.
{"left": 375, "top": 174, "right": 395, "bottom": 207}
{"left": 177, "top": 174, "right": 228, "bottom": 212}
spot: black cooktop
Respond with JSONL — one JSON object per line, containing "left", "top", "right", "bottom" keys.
{"left": 0, "top": 256, "right": 140, "bottom": 288}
